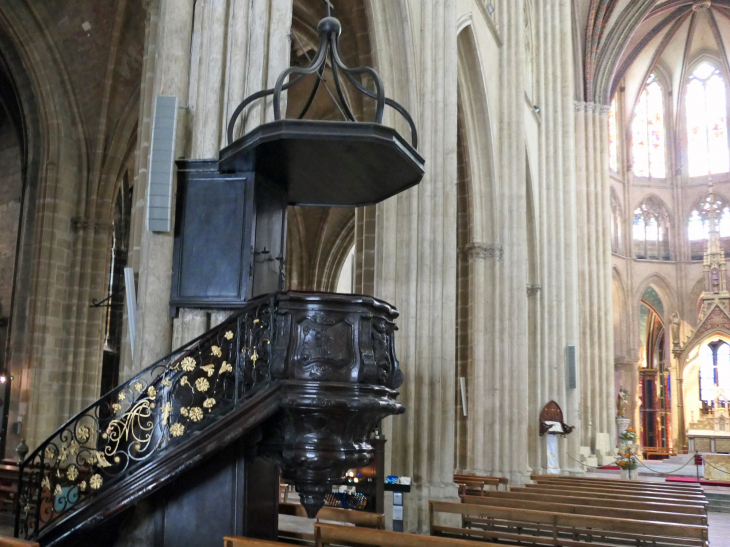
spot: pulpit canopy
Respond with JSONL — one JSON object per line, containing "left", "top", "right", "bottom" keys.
{"left": 220, "top": 15, "right": 424, "bottom": 207}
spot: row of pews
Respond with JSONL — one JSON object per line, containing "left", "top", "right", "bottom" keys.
{"left": 0, "top": 474, "right": 710, "bottom": 547}
{"left": 431, "top": 474, "right": 708, "bottom": 546}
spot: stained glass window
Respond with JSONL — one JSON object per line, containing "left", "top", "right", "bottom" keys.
{"left": 700, "top": 344, "right": 716, "bottom": 403}
{"left": 719, "top": 343, "right": 730, "bottom": 396}
{"left": 687, "top": 62, "right": 730, "bottom": 177}
{"left": 632, "top": 74, "right": 666, "bottom": 179}
{"left": 608, "top": 98, "right": 619, "bottom": 172}
{"left": 700, "top": 341, "right": 730, "bottom": 404}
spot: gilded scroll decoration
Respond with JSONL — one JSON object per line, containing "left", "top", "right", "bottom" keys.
{"left": 15, "top": 296, "right": 275, "bottom": 540}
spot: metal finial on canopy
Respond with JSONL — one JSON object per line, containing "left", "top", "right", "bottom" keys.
{"left": 226, "top": 15, "right": 418, "bottom": 148}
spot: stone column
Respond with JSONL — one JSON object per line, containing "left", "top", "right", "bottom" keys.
{"left": 131, "top": 0, "right": 292, "bottom": 375}
{"left": 132, "top": 0, "right": 195, "bottom": 375}
{"left": 575, "top": 101, "right": 616, "bottom": 449}
{"left": 532, "top": 0, "right": 582, "bottom": 474}
{"left": 373, "top": 0, "right": 458, "bottom": 533}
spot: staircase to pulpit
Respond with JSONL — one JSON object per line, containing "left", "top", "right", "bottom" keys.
{"left": 13, "top": 12, "right": 424, "bottom": 547}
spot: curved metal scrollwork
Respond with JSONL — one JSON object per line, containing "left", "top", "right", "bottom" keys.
{"left": 226, "top": 16, "right": 418, "bottom": 149}
{"left": 14, "top": 296, "right": 275, "bottom": 540}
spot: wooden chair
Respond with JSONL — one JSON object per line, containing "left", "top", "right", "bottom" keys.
{"left": 313, "top": 522, "right": 499, "bottom": 547}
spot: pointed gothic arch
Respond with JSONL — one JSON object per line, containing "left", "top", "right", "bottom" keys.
{"left": 453, "top": 21, "right": 498, "bottom": 475}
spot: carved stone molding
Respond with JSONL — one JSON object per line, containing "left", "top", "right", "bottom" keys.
{"left": 527, "top": 284, "right": 541, "bottom": 296}
{"left": 461, "top": 242, "right": 503, "bottom": 261}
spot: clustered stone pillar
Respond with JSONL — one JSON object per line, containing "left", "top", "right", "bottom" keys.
{"left": 129, "top": 0, "right": 293, "bottom": 377}
{"left": 373, "top": 0, "right": 459, "bottom": 533}
{"left": 531, "top": 0, "right": 582, "bottom": 473}
{"left": 467, "top": 0, "right": 530, "bottom": 485}
{"left": 575, "top": 101, "right": 616, "bottom": 449}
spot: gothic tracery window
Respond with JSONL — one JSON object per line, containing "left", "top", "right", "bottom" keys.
{"left": 687, "top": 62, "right": 730, "bottom": 177}
{"left": 633, "top": 196, "right": 670, "bottom": 260}
{"left": 632, "top": 74, "right": 666, "bottom": 179}
{"left": 609, "top": 98, "right": 619, "bottom": 172}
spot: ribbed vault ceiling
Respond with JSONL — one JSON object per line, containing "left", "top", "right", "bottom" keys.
{"left": 613, "top": 1, "right": 730, "bottom": 118}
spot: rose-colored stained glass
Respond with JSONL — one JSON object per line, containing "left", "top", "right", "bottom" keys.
{"left": 633, "top": 75, "right": 666, "bottom": 178}
{"left": 608, "top": 98, "right": 618, "bottom": 172}
{"left": 687, "top": 63, "right": 730, "bottom": 177}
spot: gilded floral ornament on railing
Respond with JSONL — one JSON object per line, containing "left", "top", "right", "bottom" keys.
{"left": 15, "top": 297, "right": 274, "bottom": 540}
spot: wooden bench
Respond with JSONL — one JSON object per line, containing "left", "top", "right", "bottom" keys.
{"left": 530, "top": 474, "right": 702, "bottom": 490}
{"left": 461, "top": 494, "right": 707, "bottom": 527}
{"left": 225, "top": 538, "right": 293, "bottom": 547}
{"left": 474, "top": 490, "right": 708, "bottom": 515}
{"left": 454, "top": 474, "right": 508, "bottom": 491}
{"left": 431, "top": 500, "right": 708, "bottom": 547}
{"left": 529, "top": 479, "right": 707, "bottom": 500}
{"left": 644, "top": 446, "right": 678, "bottom": 459}
{"left": 519, "top": 485, "right": 709, "bottom": 506}
{"left": 278, "top": 502, "right": 384, "bottom": 544}
{"left": 0, "top": 538, "right": 39, "bottom": 547}
{"left": 313, "top": 522, "right": 499, "bottom": 547}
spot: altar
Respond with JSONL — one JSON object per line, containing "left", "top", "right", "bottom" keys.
{"left": 687, "top": 430, "right": 730, "bottom": 454}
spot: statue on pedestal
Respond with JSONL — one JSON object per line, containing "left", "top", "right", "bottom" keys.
{"left": 617, "top": 387, "right": 629, "bottom": 418}
{"left": 671, "top": 312, "right": 681, "bottom": 350}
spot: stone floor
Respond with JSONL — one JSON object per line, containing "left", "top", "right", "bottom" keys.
{"left": 710, "top": 512, "right": 730, "bottom": 546}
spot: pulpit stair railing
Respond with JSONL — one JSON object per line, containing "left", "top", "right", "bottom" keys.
{"left": 14, "top": 294, "right": 275, "bottom": 541}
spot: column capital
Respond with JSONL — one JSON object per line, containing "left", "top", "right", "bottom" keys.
{"left": 461, "top": 242, "right": 503, "bottom": 261}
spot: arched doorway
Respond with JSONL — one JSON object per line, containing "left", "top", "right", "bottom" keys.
{"left": 639, "top": 285, "right": 671, "bottom": 452}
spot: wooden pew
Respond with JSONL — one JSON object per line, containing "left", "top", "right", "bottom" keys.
{"left": 0, "top": 538, "right": 39, "bottom": 547}
{"left": 278, "top": 502, "right": 384, "bottom": 544}
{"left": 279, "top": 502, "right": 384, "bottom": 528}
{"left": 225, "top": 538, "right": 294, "bottom": 547}
{"left": 461, "top": 494, "right": 707, "bottom": 526}
{"left": 313, "top": 522, "right": 499, "bottom": 547}
{"left": 454, "top": 474, "right": 508, "bottom": 489}
{"left": 430, "top": 500, "right": 708, "bottom": 547}
{"left": 518, "top": 485, "right": 709, "bottom": 506}
{"left": 529, "top": 479, "right": 707, "bottom": 500}
{"left": 475, "top": 490, "right": 707, "bottom": 515}
{"left": 530, "top": 474, "right": 702, "bottom": 490}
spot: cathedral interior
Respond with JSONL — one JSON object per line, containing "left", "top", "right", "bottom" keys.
{"left": 0, "top": 0, "right": 729, "bottom": 545}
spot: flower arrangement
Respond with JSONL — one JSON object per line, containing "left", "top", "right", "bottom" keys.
{"left": 620, "top": 427, "right": 637, "bottom": 443}
{"left": 616, "top": 450, "right": 639, "bottom": 470}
